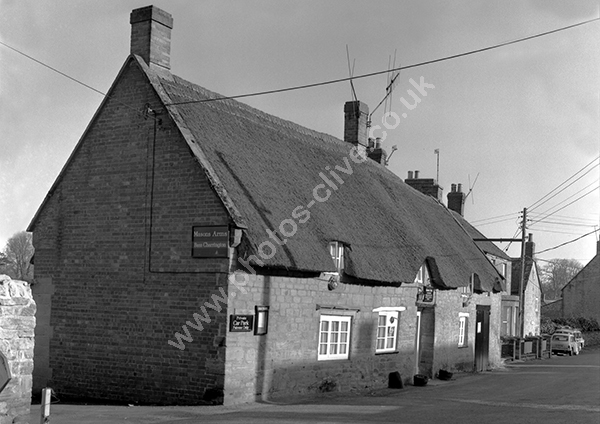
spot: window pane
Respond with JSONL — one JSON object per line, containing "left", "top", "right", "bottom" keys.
{"left": 386, "top": 338, "right": 394, "bottom": 349}
{"left": 332, "top": 321, "right": 339, "bottom": 332}
{"left": 340, "top": 332, "right": 348, "bottom": 343}
{"left": 331, "top": 344, "right": 338, "bottom": 354}
{"left": 320, "top": 332, "right": 328, "bottom": 343}
{"left": 340, "top": 345, "right": 347, "bottom": 354}
{"left": 321, "top": 321, "right": 329, "bottom": 332}
{"left": 341, "top": 321, "right": 348, "bottom": 331}
{"left": 377, "top": 339, "right": 384, "bottom": 349}
{"left": 319, "top": 344, "right": 327, "bottom": 355}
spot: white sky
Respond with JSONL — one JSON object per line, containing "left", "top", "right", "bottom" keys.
{"left": 0, "top": 0, "right": 598, "bottom": 265}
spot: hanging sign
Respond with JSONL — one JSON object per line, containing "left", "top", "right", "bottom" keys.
{"left": 422, "top": 286, "right": 434, "bottom": 302}
{"left": 192, "top": 226, "right": 229, "bottom": 258}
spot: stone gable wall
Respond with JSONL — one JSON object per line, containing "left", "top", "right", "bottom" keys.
{"left": 0, "top": 275, "right": 36, "bottom": 424}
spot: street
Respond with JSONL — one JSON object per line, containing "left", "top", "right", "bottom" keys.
{"left": 30, "top": 348, "right": 600, "bottom": 424}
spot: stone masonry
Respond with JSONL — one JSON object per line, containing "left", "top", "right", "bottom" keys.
{"left": 0, "top": 275, "right": 36, "bottom": 424}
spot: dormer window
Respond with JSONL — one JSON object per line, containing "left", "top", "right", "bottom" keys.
{"left": 329, "top": 241, "right": 345, "bottom": 273}
{"left": 461, "top": 274, "right": 475, "bottom": 295}
{"left": 414, "top": 264, "right": 430, "bottom": 285}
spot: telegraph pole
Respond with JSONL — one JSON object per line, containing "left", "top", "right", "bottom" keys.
{"left": 518, "top": 207, "right": 527, "bottom": 338}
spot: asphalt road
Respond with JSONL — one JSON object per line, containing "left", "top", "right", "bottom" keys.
{"left": 28, "top": 348, "right": 600, "bottom": 424}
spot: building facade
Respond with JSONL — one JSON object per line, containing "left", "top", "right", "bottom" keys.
{"left": 29, "top": 5, "right": 504, "bottom": 405}
{"left": 561, "top": 242, "right": 600, "bottom": 322}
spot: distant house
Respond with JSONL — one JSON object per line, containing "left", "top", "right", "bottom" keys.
{"left": 28, "top": 5, "right": 504, "bottom": 405}
{"left": 511, "top": 235, "right": 542, "bottom": 336}
{"left": 561, "top": 242, "right": 600, "bottom": 322}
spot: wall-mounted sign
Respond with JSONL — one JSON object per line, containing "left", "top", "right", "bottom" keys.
{"left": 192, "top": 225, "right": 229, "bottom": 258}
{"left": 229, "top": 314, "right": 254, "bottom": 332}
{"left": 422, "top": 286, "right": 434, "bottom": 302}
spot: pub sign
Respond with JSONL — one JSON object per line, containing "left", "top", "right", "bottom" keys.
{"left": 192, "top": 225, "right": 229, "bottom": 258}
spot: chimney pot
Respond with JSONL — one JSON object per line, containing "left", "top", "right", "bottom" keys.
{"left": 130, "top": 6, "right": 173, "bottom": 70}
{"left": 375, "top": 137, "right": 382, "bottom": 148}
{"left": 414, "top": 170, "right": 420, "bottom": 179}
{"left": 408, "top": 171, "right": 413, "bottom": 179}
{"left": 447, "top": 182, "right": 465, "bottom": 216}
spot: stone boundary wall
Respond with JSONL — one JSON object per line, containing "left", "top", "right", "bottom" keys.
{"left": 0, "top": 275, "right": 36, "bottom": 424}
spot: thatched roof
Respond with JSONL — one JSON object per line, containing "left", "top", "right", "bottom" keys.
{"left": 138, "top": 56, "right": 502, "bottom": 290}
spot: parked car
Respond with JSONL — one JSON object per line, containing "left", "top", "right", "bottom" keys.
{"left": 551, "top": 333, "right": 579, "bottom": 356}
{"left": 553, "top": 328, "right": 585, "bottom": 350}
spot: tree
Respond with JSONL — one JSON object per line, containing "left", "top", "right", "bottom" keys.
{"left": 2, "top": 231, "right": 34, "bottom": 282}
{"left": 540, "top": 258, "right": 583, "bottom": 301}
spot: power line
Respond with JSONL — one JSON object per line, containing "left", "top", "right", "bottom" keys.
{"left": 528, "top": 156, "right": 599, "bottom": 212}
{"left": 2, "top": 17, "right": 598, "bottom": 110}
{"left": 530, "top": 184, "right": 599, "bottom": 226}
{"left": 536, "top": 229, "right": 600, "bottom": 255}
{"left": 0, "top": 40, "right": 152, "bottom": 119}
{"left": 165, "top": 17, "right": 600, "bottom": 106}
{"left": 470, "top": 211, "right": 520, "bottom": 224}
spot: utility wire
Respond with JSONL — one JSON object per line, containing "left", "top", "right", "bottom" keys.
{"left": 470, "top": 211, "right": 520, "bottom": 224}
{"left": 2, "top": 18, "right": 597, "bottom": 109}
{"left": 536, "top": 229, "right": 599, "bottom": 255}
{"left": 530, "top": 183, "right": 599, "bottom": 225}
{"left": 528, "top": 156, "right": 599, "bottom": 212}
{"left": 165, "top": 17, "right": 600, "bottom": 106}
{"left": 0, "top": 40, "right": 153, "bottom": 119}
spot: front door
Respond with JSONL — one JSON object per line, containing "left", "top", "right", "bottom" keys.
{"left": 475, "top": 305, "right": 490, "bottom": 372}
{"left": 417, "top": 307, "right": 435, "bottom": 377}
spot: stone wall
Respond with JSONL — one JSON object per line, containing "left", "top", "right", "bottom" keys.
{"left": 0, "top": 275, "right": 36, "bottom": 424}
{"left": 223, "top": 272, "right": 502, "bottom": 404}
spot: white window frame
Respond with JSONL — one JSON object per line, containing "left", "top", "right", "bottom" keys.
{"left": 328, "top": 241, "right": 345, "bottom": 273}
{"left": 318, "top": 315, "right": 351, "bottom": 361}
{"left": 458, "top": 312, "right": 469, "bottom": 348}
{"left": 373, "top": 307, "right": 405, "bottom": 354}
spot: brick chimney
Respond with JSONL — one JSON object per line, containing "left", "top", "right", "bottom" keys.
{"left": 405, "top": 171, "right": 443, "bottom": 201}
{"left": 130, "top": 6, "right": 173, "bottom": 70}
{"left": 367, "top": 137, "right": 388, "bottom": 165}
{"left": 344, "top": 101, "right": 369, "bottom": 155}
{"left": 525, "top": 233, "right": 535, "bottom": 260}
{"left": 447, "top": 183, "right": 465, "bottom": 215}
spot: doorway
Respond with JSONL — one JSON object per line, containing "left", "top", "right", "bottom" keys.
{"left": 475, "top": 305, "right": 490, "bottom": 372}
{"left": 416, "top": 307, "right": 435, "bottom": 377}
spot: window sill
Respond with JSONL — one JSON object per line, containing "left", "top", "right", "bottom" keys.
{"left": 375, "top": 350, "right": 399, "bottom": 355}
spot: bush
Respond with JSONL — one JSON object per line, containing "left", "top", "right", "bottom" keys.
{"left": 543, "top": 316, "right": 600, "bottom": 333}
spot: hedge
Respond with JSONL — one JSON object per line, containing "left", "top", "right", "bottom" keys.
{"left": 541, "top": 316, "right": 600, "bottom": 334}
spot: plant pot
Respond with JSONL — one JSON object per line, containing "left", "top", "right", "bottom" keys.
{"left": 413, "top": 374, "right": 428, "bottom": 386}
{"left": 438, "top": 369, "right": 453, "bottom": 381}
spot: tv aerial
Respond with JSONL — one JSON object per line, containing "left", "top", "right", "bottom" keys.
{"left": 464, "top": 172, "right": 480, "bottom": 205}
{"left": 369, "top": 49, "right": 400, "bottom": 125}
